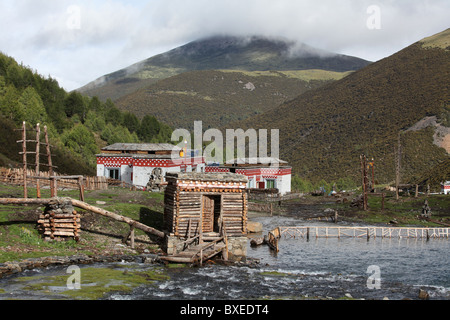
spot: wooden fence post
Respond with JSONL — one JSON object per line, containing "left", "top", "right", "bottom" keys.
{"left": 35, "top": 123, "right": 41, "bottom": 198}
{"left": 78, "top": 176, "right": 85, "bottom": 201}
{"left": 22, "top": 122, "right": 28, "bottom": 198}
{"left": 44, "top": 126, "right": 55, "bottom": 197}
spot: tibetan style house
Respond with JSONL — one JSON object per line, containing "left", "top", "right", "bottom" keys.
{"left": 162, "top": 172, "right": 249, "bottom": 263}
{"left": 96, "top": 143, "right": 206, "bottom": 189}
{"left": 206, "top": 157, "right": 292, "bottom": 195}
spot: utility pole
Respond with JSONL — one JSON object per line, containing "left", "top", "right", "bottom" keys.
{"left": 395, "top": 133, "right": 401, "bottom": 200}
{"left": 360, "top": 154, "right": 368, "bottom": 211}
{"left": 370, "top": 158, "right": 375, "bottom": 191}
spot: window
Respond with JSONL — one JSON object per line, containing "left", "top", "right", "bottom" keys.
{"left": 266, "top": 179, "right": 276, "bottom": 189}
{"left": 107, "top": 168, "right": 120, "bottom": 180}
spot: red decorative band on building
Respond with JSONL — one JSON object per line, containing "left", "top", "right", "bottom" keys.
{"left": 133, "top": 159, "right": 174, "bottom": 168}
{"left": 262, "top": 176, "right": 278, "bottom": 180}
{"left": 97, "top": 156, "right": 206, "bottom": 168}
{"left": 206, "top": 166, "right": 291, "bottom": 176}
{"left": 97, "top": 157, "right": 132, "bottom": 166}
{"left": 205, "top": 167, "right": 230, "bottom": 173}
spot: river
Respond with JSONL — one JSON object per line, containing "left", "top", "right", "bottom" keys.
{"left": 0, "top": 214, "right": 449, "bottom": 301}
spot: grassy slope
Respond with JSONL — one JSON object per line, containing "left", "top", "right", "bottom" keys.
{"left": 0, "top": 184, "right": 164, "bottom": 263}
{"left": 236, "top": 39, "right": 450, "bottom": 186}
{"left": 114, "top": 69, "right": 345, "bottom": 130}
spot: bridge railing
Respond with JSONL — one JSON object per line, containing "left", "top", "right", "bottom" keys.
{"left": 265, "top": 226, "right": 450, "bottom": 251}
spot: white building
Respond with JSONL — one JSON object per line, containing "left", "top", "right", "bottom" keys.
{"left": 206, "top": 157, "right": 292, "bottom": 195}
{"left": 441, "top": 181, "right": 450, "bottom": 195}
{"left": 96, "top": 143, "right": 206, "bottom": 189}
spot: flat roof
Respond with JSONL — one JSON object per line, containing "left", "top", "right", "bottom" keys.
{"left": 224, "top": 157, "right": 288, "bottom": 165}
{"left": 96, "top": 153, "right": 181, "bottom": 159}
{"left": 101, "top": 143, "right": 181, "bottom": 152}
{"left": 166, "top": 172, "right": 248, "bottom": 183}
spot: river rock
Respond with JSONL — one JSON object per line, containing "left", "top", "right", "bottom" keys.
{"left": 3, "top": 262, "right": 22, "bottom": 274}
{"left": 418, "top": 289, "right": 429, "bottom": 300}
{"left": 247, "top": 221, "right": 263, "bottom": 233}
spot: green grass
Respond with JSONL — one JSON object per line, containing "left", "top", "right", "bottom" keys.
{"left": 0, "top": 184, "right": 166, "bottom": 263}
{"left": 420, "top": 28, "right": 450, "bottom": 50}
{"left": 218, "top": 69, "right": 351, "bottom": 81}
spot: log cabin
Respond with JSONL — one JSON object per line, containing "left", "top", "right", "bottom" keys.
{"left": 164, "top": 172, "right": 248, "bottom": 238}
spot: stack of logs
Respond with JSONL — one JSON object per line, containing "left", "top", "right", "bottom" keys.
{"left": 37, "top": 198, "right": 81, "bottom": 241}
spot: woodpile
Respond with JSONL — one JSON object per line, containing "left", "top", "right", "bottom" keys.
{"left": 37, "top": 198, "right": 81, "bottom": 241}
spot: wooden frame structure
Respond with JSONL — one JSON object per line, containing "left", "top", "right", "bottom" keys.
{"left": 16, "top": 122, "right": 101, "bottom": 200}
{"left": 164, "top": 172, "right": 249, "bottom": 239}
{"left": 267, "top": 226, "right": 450, "bottom": 252}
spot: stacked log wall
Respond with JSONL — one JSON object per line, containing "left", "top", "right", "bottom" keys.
{"left": 163, "top": 184, "right": 177, "bottom": 232}
{"left": 177, "top": 191, "right": 202, "bottom": 237}
{"left": 222, "top": 193, "right": 247, "bottom": 236}
{"left": 164, "top": 185, "right": 247, "bottom": 237}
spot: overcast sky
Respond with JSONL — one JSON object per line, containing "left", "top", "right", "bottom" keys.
{"left": 0, "top": 0, "right": 448, "bottom": 91}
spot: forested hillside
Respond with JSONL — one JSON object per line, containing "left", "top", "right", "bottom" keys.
{"left": 0, "top": 52, "right": 172, "bottom": 175}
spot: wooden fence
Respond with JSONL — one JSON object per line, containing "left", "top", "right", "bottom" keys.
{"left": 266, "top": 226, "right": 449, "bottom": 252}
{"left": 0, "top": 167, "right": 108, "bottom": 191}
{"left": 276, "top": 226, "right": 450, "bottom": 240}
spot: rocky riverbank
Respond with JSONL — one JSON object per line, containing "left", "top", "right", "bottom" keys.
{"left": 0, "top": 253, "right": 160, "bottom": 279}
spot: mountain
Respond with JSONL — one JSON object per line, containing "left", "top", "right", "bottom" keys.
{"left": 113, "top": 69, "right": 350, "bottom": 130}
{"left": 236, "top": 29, "right": 450, "bottom": 187}
{"left": 77, "top": 35, "right": 371, "bottom": 102}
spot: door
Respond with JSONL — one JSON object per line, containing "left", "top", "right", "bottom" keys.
{"left": 202, "top": 195, "right": 221, "bottom": 233}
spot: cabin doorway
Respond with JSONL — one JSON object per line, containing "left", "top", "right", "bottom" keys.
{"left": 202, "top": 195, "right": 221, "bottom": 233}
